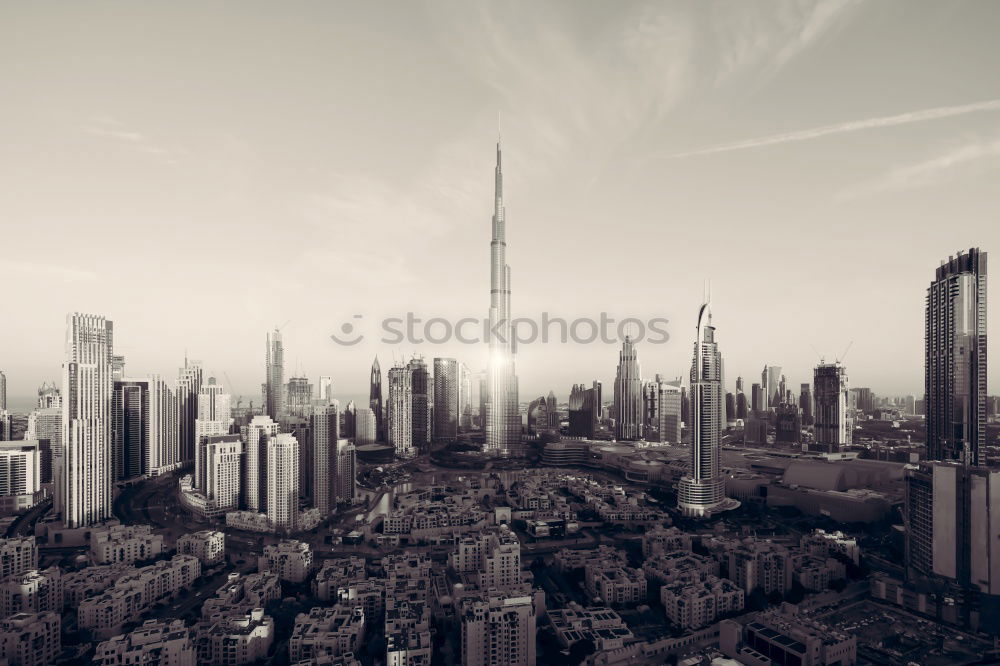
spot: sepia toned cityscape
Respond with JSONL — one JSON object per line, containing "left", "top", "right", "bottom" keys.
{"left": 2, "top": 3, "right": 1000, "bottom": 666}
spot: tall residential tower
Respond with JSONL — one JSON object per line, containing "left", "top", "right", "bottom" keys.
{"left": 925, "top": 248, "right": 987, "bottom": 465}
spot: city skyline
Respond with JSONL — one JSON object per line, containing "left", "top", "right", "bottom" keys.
{"left": 2, "top": 3, "right": 1000, "bottom": 407}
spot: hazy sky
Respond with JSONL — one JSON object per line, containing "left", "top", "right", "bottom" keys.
{"left": 2, "top": 1, "right": 999, "bottom": 410}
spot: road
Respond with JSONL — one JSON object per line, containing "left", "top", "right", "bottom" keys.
{"left": 5, "top": 498, "right": 52, "bottom": 537}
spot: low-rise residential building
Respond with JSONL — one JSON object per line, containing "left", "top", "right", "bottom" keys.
{"left": 289, "top": 605, "right": 366, "bottom": 662}
{"left": 588, "top": 566, "right": 648, "bottom": 608}
{"left": 660, "top": 573, "right": 744, "bottom": 630}
{"left": 177, "top": 530, "right": 226, "bottom": 566}
{"left": 225, "top": 511, "right": 272, "bottom": 533}
{"left": 800, "top": 530, "right": 861, "bottom": 566}
{"left": 94, "top": 619, "right": 195, "bottom": 666}
{"left": 313, "top": 557, "right": 367, "bottom": 601}
{"left": 0, "top": 611, "right": 60, "bottom": 666}
{"left": 62, "top": 563, "right": 134, "bottom": 609}
{"left": 548, "top": 607, "right": 634, "bottom": 652}
{"left": 641, "top": 525, "right": 692, "bottom": 557}
{"left": 0, "top": 537, "right": 37, "bottom": 579}
{"left": 791, "top": 552, "right": 847, "bottom": 592}
{"left": 259, "top": 540, "right": 312, "bottom": 583}
{"left": 385, "top": 599, "right": 432, "bottom": 666}
{"left": 78, "top": 555, "right": 201, "bottom": 638}
{"left": 90, "top": 524, "right": 164, "bottom": 565}
{"left": 194, "top": 608, "right": 275, "bottom": 666}
{"left": 710, "top": 538, "right": 793, "bottom": 596}
{"left": 643, "top": 550, "right": 719, "bottom": 585}
{"left": 202, "top": 572, "right": 281, "bottom": 620}
{"left": 460, "top": 593, "right": 536, "bottom": 666}
{"left": 0, "top": 567, "right": 62, "bottom": 616}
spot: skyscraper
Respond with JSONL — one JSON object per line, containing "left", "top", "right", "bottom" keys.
{"left": 458, "top": 362, "right": 473, "bottom": 431}
{"left": 485, "top": 138, "right": 520, "bottom": 455}
{"left": 266, "top": 433, "right": 299, "bottom": 533}
{"left": 407, "top": 357, "right": 430, "bottom": 452}
{"left": 613, "top": 336, "right": 643, "bottom": 441}
{"left": 369, "top": 357, "right": 383, "bottom": 442}
{"left": 388, "top": 365, "right": 413, "bottom": 458}
{"left": 643, "top": 375, "right": 682, "bottom": 444}
{"left": 194, "top": 378, "right": 232, "bottom": 490}
{"left": 568, "top": 383, "right": 597, "bottom": 438}
{"left": 265, "top": 328, "right": 285, "bottom": 421}
{"left": 335, "top": 438, "right": 356, "bottom": 505}
{"left": 905, "top": 461, "right": 1000, "bottom": 628}
{"left": 112, "top": 379, "right": 148, "bottom": 481}
{"left": 311, "top": 403, "right": 340, "bottom": 515}
{"left": 286, "top": 377, "right": 313, "bottom": 418}
{"left": 799, "top": 383, "right": 813, "bottom": 425}
{"left": 318, "top": 376, "right": 333, "bottom": 403}
{"left": 355, "top": 407, "right": 377, "bottom": 445}
{"left": 433, "top": 358, "right": 459, "bottom": 443}
{"left": 926, "top": 248, "right": 987, "bottom": 465}
{"left": 677, "top": 301, "right": 731, "bottom": 518}
{"left": 762, "top": 366, "right": 782, "bottom": 408}
{"left": 200, "top": 434, "right": 241, "bottom": 513}
{"left": 62, "top": 313, "right": 114, "bottom": 528}
{"left": 813, "top": 362, "right": 850, "bottom": 453}
{"left": 176, "top": 360, "right": 203, "bottom": 465}
{"left": 0, "top": 371, "right": 5, "bottom": 411}
{"left": 25, "top": 405, "right": 59, "bottom": 485}
{"left": 242, "top": 415, "right": 279, "bottom": 513}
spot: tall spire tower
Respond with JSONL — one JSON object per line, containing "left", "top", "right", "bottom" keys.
{"left": 486, "top": 132, "right": 520, "bottom": 455}
{"left": 677, "top": 298, "right": 739, "bottom": 517}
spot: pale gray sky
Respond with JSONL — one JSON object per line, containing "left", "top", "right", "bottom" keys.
{"left": 2, "top": 1, "right": 999, "bottom": 409}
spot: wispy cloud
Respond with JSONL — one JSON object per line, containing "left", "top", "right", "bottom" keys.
{"left": 712, "top": 0, "right": 861, "bottom": 84}
{"left": 1, "top": 260, "right": 98, "bottom": 282}
{"left": 669, "top": 98, "right": 1000, "bottom": 158}
{"left": 838, "top": 137, "right": 1000, "bottom": 200}
{"left": 84, "top": 118, "right": 181, "bottom": 161}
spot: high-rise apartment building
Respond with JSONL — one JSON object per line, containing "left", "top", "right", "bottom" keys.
{"left": 388, "top": 365, "right": 413, "bottom": 458}
{"left": 433, "top": 358, "right": 459, "bottom": 442}
{"left": 24, "top": 406, "right": 59, "bottom": 485}
{"left": 112, "top": 379, "right": 148, "bottom": 481}
{"left": 643, "top": 375, "right": 682, "bottom": 444}
{"left": 905, "top": 461, "right": 1000, "bottom": 628}
{"left": 36, "top": 383, "right": 61, "bottom": 409}
{"left": 0, "top": 441, "right": 40, "bottom": 500}
{"left": 265, "top": 329, "right": 285, "bottom": 421}
{"left": 203, "top": 434, "right": 242, "bottom": 513}
{"left": 485, "top": 139, "right": 520, "bottom": 455}
{"left": 241, "top": 415, "right": 279, "bottom": 513}
{"left": 813, "top": 362, "right": 851, "bottom": 453}
{"left": 567, "top": 383, "right": 598, "bottom": 439}
{"left": 62, "top": 313, "right": 114, "bottom": 528}
{"left": 677, "top": 301, "right": 731, "bottom": 517}
{"left": 176, "top": 361, "right": 203, "bottom": 465}
{"left": 194, "top": 378, "right": 231, "bottom": 490}
{"left": 459, "top": 362, "right": 473, "bottom": 431}
{"left": 266, "top": 433, "right": 299, "bottom": 533}
{"left": 370, "top": 357, "right": 383, "bottom": 442}
{"left": 311, "top": 404, "right": 340, "bottom": 515}
{"left": 613, "top": 337, "right": 643, "bottom": 441}
{"left": 926, "top": 248, "right": 987, "bottom": 465}
{"left": 799, "top": 383, "right": 813, "bottom": 425}
{"left": 762, "top": 366, "right": 782, "bottom": 409}
{"left": 355, "top": 407, "right": 377, "bottom": 445}
{"left": 408, "top": 357, "right": 430, "bottom": 452}
{"left": 286, "top": 377, "right": 313, "bottom": 418}
{"left": 318, "top": 376, "right": 333, "bottom": 403}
